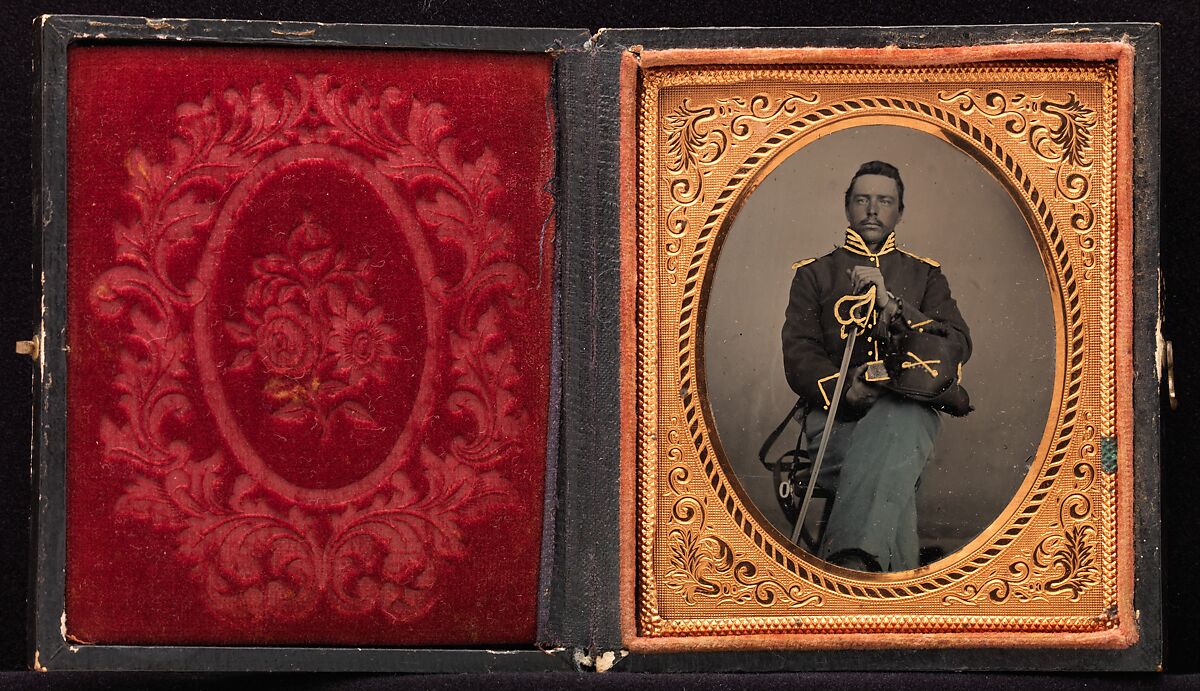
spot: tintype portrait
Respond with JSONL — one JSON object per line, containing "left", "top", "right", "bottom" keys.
{"left": 705, "top": 126, "right": 1054, "bottom": 574}
{"left": 632, "top": 50, "right": 1134, "bottom": 646}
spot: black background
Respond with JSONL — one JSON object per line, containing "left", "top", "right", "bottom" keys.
{"left": 1, "top": 0, "right": 1196, "bottom": 687}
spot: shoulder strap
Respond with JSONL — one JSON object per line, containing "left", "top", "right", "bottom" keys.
{"left": 898, "top": 248, "right": 940, "bottom": 267}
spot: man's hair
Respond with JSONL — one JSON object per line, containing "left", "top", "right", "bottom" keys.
{"left": 844, "top": 160, "right": 905, "bottom": 212}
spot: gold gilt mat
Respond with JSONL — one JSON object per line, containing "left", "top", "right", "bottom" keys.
{"left": 629, "top": 46, "right": 1135, "bottom": 648}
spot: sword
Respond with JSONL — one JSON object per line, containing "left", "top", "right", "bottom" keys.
{"left": 790, "top": 286, "right": 876, "bottom": 546}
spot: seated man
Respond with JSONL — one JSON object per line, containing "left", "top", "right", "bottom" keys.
{"left": 782, "top": 160, "right": 972, "bottom": 572}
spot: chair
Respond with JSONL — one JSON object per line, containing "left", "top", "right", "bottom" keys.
{"left": 758, "top": 400, "right": 836, "bottom": 553}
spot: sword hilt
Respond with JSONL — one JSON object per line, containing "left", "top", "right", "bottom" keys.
{"left": 834, "top": 285, "right": 877, "bottom": 339}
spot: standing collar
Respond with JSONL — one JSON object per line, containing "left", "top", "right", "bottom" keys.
{"left": 842, "top": 227, "right": 896, "bottom": 259}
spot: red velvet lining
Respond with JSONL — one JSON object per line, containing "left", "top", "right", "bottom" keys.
{"left": 65, "top": 45, "right": 554, "bottom": 646}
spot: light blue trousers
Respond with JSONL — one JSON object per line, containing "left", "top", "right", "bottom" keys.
{"left": 805, "top": 394, "right": 941, "bottom": 572}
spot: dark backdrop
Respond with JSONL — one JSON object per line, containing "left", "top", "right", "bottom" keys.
{"left": 0, "top": 0, "right": 1195, "bottom": 686}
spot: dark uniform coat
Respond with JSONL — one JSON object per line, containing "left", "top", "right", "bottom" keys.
{"left": 783, "top": 229, "right": 972, "bottom": 412}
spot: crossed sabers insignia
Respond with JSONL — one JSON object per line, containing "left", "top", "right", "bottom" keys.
{"left": 901, "top": 351, "right": 941, "bottom": 378}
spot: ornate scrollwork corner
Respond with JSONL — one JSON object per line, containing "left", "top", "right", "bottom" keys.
{"left": 666, "top": 422, "right": 684, "bottom": 470}
{"left": 937, "top": 89, "right": 1097, "bottom": 167}
{"left": 663, "top": 91, "right": 821, "bottom": 179}
{"left": 941, "top": 88, "right": 1102, "bottom": 283}
{"left": 664, "top": 99, "right": 728, "bottom": 178}
{"left": 943, "top": 497, "right": 1098, "bottom": 607}
{"left": 664, "top": 528, "right": 821, "bottom": 609}
{"left": 729, "top": 91, "right": 820, "bottom": 139}
{"left": 1040, "top": 523, "right": 1099, "bottom": 600}
{"left": 1055, "top": 169, "right": 1097, "bottom": 277}
{"left": 660, "top": 91, "right": 821, "bottom": 284}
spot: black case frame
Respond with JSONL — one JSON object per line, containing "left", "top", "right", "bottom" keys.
{"left": 31, "top": 16, "right": 1162, "bottom": 672}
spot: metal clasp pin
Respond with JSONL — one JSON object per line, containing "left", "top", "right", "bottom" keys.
{"left": 1166, "top": 339, "right": 1178, "bottom": 411}
{"left": 16, "top": 336, "right": 38, "bottom": 360}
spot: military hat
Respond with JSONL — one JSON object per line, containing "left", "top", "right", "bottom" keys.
{"left": 881, "top": 328, "right": 973, "bottom": 417}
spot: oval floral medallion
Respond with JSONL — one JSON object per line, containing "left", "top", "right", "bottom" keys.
{"left": 194, "top": 145, "right": 440, "bottom": 506}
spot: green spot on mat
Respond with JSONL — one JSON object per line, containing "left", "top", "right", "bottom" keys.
{"left": 1100, "top": 436, "right": 1117, "bottom": 474}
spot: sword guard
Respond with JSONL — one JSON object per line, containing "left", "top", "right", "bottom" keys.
{"left": 834, "top": 286, "right": 877, "bottom": 339}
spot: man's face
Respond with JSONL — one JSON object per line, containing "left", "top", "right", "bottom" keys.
{"left": 844, "top": 173, "right": 902, "bottom": 248}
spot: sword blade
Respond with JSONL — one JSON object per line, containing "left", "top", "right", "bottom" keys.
{"left": 791, "top": 325, "right": 858, "bottom": 546}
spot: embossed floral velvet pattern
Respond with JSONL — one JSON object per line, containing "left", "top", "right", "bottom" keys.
{"left": 65, "top": 46, "right": 554, "bottom": 645}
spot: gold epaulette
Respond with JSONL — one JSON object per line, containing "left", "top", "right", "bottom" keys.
{"left": 899, "top": 248, "right": 940, "bottom": 267}
{"left": 791, "top": 257, "right": 816, "bottom": 270}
